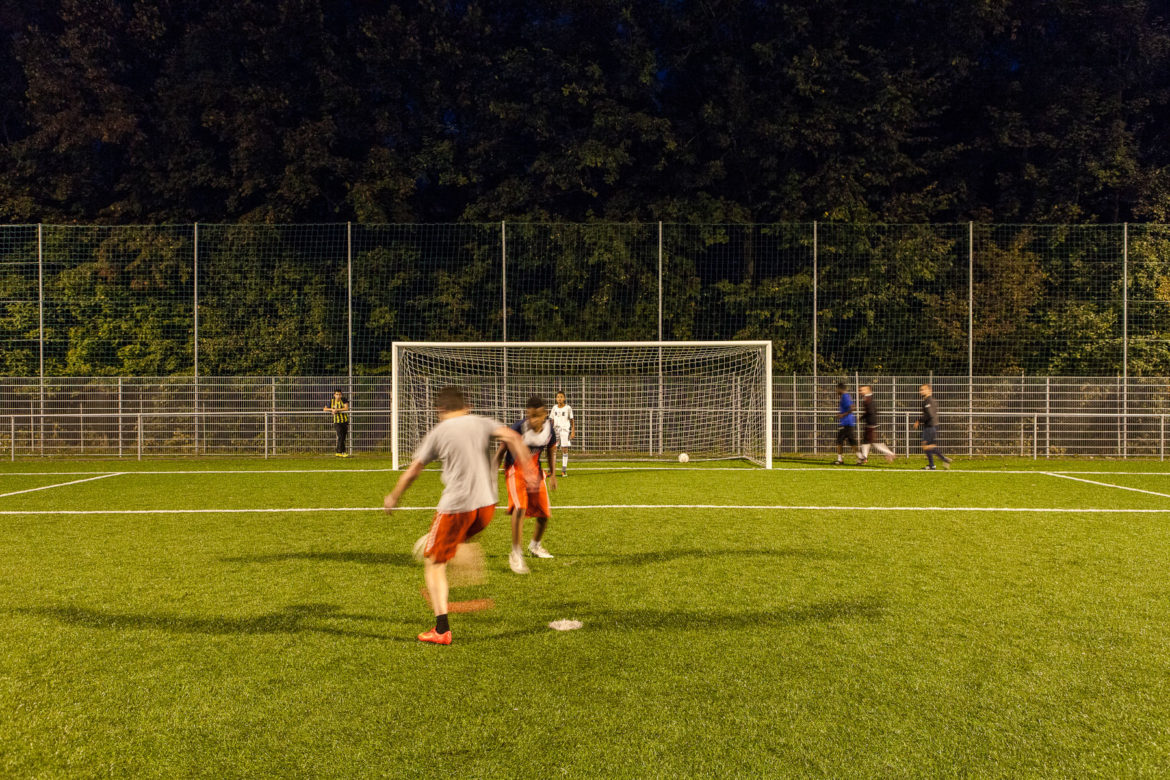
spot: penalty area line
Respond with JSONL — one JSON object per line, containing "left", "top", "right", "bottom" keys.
{"left": 0, "top": 472, "right": 124, "bottom": 499}
{"left": 1042, "top": 471, "right": 1170, "bottom": 500}
{"left": 2, "top": 502, "right": 1170, "bottom": 515}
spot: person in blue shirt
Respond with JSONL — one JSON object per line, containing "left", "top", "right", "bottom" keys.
{"left": 834, "top": 382, "right": 859, "bottom": 465}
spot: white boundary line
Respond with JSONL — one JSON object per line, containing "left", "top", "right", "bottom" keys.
{"left": 1043, "top": 472, "right": 1170, "bottom": 500}
{"left": 2, "top": 502, "right": 1170, "bottom": 515}
{"left": 6, "top": 466, "right": 1170, "bottom": 477}
{"left": 0, "top": 472, "right": 123, "bottom": 499}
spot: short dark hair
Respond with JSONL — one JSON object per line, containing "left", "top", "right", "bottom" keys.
{"left": 333, "top": 389, "right": 344, "bottom": 395}
{"left": 526, "top": 395, "right": 547, "bottom": 410}
{"left": 555, "top": 390, "right": 565, "bottom": 397}
{"left": 435, "top": 386, "right": 467, "bottom": 412}
{"left": 836, "top": 382, "right": 847, "bottom": 391}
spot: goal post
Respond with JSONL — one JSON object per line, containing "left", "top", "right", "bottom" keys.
{"left": 391, "top": 341, "right": 773, "bottom": 469}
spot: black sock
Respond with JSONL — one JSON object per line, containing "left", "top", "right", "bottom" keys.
{"left": 436, "top": 613, "right": 449, "bottom": 634}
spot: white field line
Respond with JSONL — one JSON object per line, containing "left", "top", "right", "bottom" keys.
{"left": 0, "top": 472, "right": 123, "bottom": 499}
{"left": 3, "top": 503, "right": 1170, "bottom": 515}
{"left": 1042, "top": 472, "right": 1170, "bottom": 500}
{"left": 6, "top": 466, "right": 1170, "bottom": 477}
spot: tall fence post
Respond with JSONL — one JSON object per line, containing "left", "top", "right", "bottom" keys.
{"left": 658, "top": 221, "right": 664, "bottom": 455}
{"left": 811, "top": 221, "right": 818, "bottom": 454}
{"left": 501, "top": 222, "right": 508, "bottom": 416}
{"left": 347, "top": 221, "right": 354, "bottom": 455}
{"left": 968, "top": 221, "right": 974, "bottom": 457}
{"left": 193, "top": 222, "right": 200, "bottom": 454}
{"left": 37, "top": 223, "right": 44, "bottom": 457}
{"left": 1122, "top": 222, "right": 1128, "bottom": 459}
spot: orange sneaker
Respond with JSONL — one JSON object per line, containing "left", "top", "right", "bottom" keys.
{"left": 417, "top": 627, "right": 452, "bottom": 645}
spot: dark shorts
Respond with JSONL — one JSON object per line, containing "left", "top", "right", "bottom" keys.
{"left": 836, "top": 425, "right": 858, "bottom": 446}
{"left": 864, "top": 426, "right": 878, "bottom": 445}
{"left": 921, "top": 426, "right": 938, "bottom": 446}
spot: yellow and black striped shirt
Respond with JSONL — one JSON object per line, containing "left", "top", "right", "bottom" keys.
{"left": 331, "top": 397, "right": 349, "bottom": 424}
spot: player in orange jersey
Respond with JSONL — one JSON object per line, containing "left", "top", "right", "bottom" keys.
{"left": 495, "top": 395, "right": 558, "bottom": 573}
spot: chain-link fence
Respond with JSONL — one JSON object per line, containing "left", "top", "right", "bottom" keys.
{"left": 5, "top": 222, "right": 1170, "bottom": 379}
{"left": 4, "top": 222, "right": 1169, "bottom": 459}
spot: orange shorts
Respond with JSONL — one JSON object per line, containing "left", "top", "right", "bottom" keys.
{"left": 506, "top": 459, "right": 551, "bottom": 519}
{"left": 423, "top": 504, "right": 495, "bottom": 564}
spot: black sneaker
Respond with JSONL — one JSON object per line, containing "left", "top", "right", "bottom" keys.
{"left": 921, "top": 465, "right": 937, "bottom": 470}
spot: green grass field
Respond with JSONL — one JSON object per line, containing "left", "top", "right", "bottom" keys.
{"left": 3, "top": 456, "right": 1170, "bottom": 777}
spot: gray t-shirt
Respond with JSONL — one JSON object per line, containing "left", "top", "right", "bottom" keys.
{"left": 412, "top": 413, "right": 504, "bottom": 514}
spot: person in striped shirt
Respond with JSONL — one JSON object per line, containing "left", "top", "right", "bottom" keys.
{"left": 323, "top": 389, "right": 350, "bottom": 457}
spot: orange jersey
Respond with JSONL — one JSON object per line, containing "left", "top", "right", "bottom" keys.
{"left": 505, "top": 453, "right": 551, "bottom": 519}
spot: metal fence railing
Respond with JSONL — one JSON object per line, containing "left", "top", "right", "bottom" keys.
{"left": 0, "top": 375, "right": 1166, "bottom": 460}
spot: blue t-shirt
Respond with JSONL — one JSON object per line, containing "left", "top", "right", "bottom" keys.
{"left": 838, "top": 392, "right": 856, "bottom": 427}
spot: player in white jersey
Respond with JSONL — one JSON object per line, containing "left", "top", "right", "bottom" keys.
{"left": 549, "top": 390, "right": 575, "bottom": 476}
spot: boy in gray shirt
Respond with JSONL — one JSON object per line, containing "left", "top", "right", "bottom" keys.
{"left": 384, "top": 386, "right": 537, "bottom": 644}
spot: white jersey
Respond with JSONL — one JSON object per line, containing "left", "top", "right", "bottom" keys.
{"left": 550, "top": 403, "right": 574, "bottom": 431}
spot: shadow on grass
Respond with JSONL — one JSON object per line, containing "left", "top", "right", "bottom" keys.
{"left": 222, "top": 551, "right": 415, "bottom": 567}
{"left": 18, "top": 602, "right": 410, "bottom": 641}
{"left": 576, "top": 596, "right": 886, "bottom": 631}
{"left": 576, "top": 548, "right": 837, "bottom": 567}
{"left": 459, "top": 596, "right": 885, "bottom": 643}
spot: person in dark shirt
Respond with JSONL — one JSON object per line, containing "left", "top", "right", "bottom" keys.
{"left": 913, "top": 384, "right": 952, "bottom": 470}
{"left": 834, "top": 382, "right": 859, "bottom": 465}
{"left": 858, "top": 385, "right": 896, "bottom": 465}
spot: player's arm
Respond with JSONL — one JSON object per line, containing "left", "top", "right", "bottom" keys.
{"left": 384, "top": 459, "right": 426, "bottom": 511}
{"left": 495, "top": 426, "right": 539, "bottom": 489}
{"left": 570, "top": 410, "right": 575, "bottom": 440}
{"left": 491, "top": 441, "right": 506, "bottom": 472}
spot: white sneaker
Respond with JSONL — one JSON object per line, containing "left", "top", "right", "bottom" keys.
{"left": 528, "top": 540, "right": 554, "bottom": 559}
{"left": 509, "top": 549, "right": 530, "bottom": 574}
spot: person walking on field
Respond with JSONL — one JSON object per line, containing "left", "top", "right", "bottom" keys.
{"left": 914, "top": 383, "right": 952, "bottom": 470}
{"left": 858, "top": 385, "right": 896, "bottom": 465}
{"left": 833, "top": 382, "right": 860, "bottom": 465}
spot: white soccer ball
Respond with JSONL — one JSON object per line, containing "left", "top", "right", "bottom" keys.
{"left": 678, "top": 453, "right": 689, "bottom": 463}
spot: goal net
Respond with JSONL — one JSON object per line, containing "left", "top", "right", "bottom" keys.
{"left": 392, "top": 341, "right": 772, "bottom": 468}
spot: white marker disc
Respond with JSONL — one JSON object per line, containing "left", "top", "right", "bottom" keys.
{"left": 548, "top": 619, "right": 583, "bottom": 631}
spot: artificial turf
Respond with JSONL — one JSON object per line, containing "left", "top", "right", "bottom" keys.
{"left": 1, "top": 457, "right": 1169, "bottom": 777}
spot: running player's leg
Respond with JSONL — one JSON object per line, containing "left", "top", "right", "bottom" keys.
{"left": 505, "top": 464, "right": 530, "bottom": 573}
{"left": 528, "top": 477, "right": 554, "bottom": 558}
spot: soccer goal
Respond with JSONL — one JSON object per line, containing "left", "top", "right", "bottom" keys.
{"left": 391, "top": 341, "right": 772, "bottom": 469}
